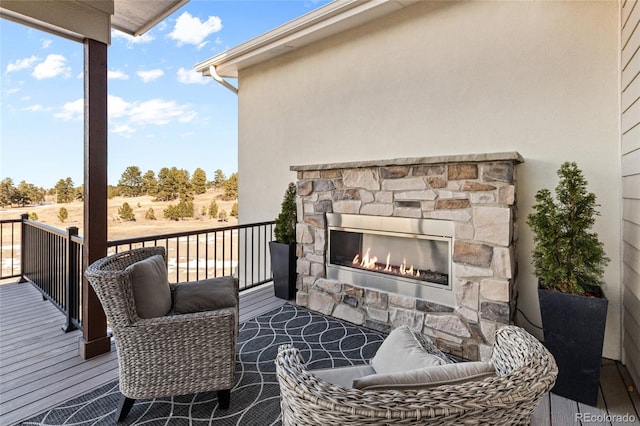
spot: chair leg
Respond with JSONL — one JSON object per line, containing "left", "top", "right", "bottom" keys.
{"left": 116, "top": 393, "right": 135, "bottom": 421}
{"left": 218, "top": 389, "right": 231, "bottom": 409}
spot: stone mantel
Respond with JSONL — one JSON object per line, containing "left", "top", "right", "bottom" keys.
{"left": 291, "top": 151, "right": 524, "bottom": 172}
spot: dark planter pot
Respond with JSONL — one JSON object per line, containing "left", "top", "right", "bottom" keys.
{"left": 269, "top": 242, "right": 297, "bottom": 300}
{"left": 538, "top": 287, "right": 608, "bottom": 406}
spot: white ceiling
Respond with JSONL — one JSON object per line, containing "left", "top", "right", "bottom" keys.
{"left": 0, "top": 0, "right": 189, "bottom": 44}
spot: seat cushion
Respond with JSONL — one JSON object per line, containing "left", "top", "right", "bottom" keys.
{"left": 173, "top": 276, "right": 238, "bottom": 314}
{"left": 313, "top": 364, "right": 376, "bottom": 389}
{"left": 353, "top": 361, "right": 496, "bottom": 390}
{"left": 371, "top": 325, "right": 446, "bottom": 374}
{"left": 126, "top": 254, "right": 172, "bottom": 319}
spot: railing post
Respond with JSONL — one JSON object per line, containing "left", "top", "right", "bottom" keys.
{"left": 63, "top": 226, "right": 79, "bottom": 333}
{"left": 19, "top": 214, "right": 28, "bottom": 283}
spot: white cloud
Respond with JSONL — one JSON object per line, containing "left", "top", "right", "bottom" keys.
{"left": 108, "top": 95, "right": 130, "bottom": 118}
{"left": 137, "top": 69, "right": 164, "bottom": 83}
{"left": 106, "top": 95, "right": 196, "bottom": 135}
{"left": 176, "top": 67, "right": 209, "bottom": 85}
{"left": 41, "top": 39, "right": 53, "bottom": 49}
{"left": 23, "top": 104, "right": 43, "bottom": 112}
{"left": 108, "top": 70, "right": 130, "bottom": 80}
{"left": 54, "top": 98, "right": 83, "bottom": 121}
{"left": 111, "top": 29, "right": 155, "bottom": 46}
{"left": 6, "top": 56, "right": 38, "bottom": 73}
{"left": 112, "top": 124, "right": 136, "bottom": 136}
{"left": 129, "top": 99, "right": 196, "bottom": 125}
{"left": 169, "top": 12, "right": 222, "bottom": 46}
{"left": 32, "top": 54, "right": 71, "bottom": 79}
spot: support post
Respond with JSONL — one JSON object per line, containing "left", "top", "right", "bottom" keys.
{"left": 79, "top": 38, "right": 110, "bottom": 359}
{"left": 19, "top": 213, "right": 28, "bottom": 283}
{"left": 64, "top": 226, "right": 79, "bottom": 333}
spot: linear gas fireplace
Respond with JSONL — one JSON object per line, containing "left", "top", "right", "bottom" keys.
{"left": 292, "top": 152, "right": 522, "bottom": 361}
{"left": 327, "top": 213, "right": 455, "bottom": 306}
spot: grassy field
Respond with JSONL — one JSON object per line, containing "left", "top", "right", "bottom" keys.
{"left": 0, "top": 188, "right": 246, "bottom": 280}
{"left": 0, "top": 188, "right": 238, "bottom": 240}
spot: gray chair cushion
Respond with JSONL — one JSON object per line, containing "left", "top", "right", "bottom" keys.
{"left": 313, "top": 364, "right": 376, "bottom": 389}
{"left": 126, "top": 254, "right": 172, "bottom": 319}
{"left": 174, "top": 276, "right": 238, "bottom": 314}
{"left": 353, "top": 361, "right": 496, "bottom": 390}
{"left": 371, "top": 325, "right": 446, "bottom": 374}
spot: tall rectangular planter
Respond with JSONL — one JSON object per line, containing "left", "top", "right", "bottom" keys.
{"left": 269, "top": 242, "right": 297, "bottom": 300}
{"left": 538, "top": 287, "right": 608, "bottom": 406}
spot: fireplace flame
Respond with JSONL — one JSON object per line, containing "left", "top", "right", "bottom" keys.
{"left": 352, "top": 251, "right": 422, "bottom": 278}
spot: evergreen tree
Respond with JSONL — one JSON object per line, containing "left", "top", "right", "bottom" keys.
{"left": 0, "top": 178, "right": 15, "bottom": 207}
{"left": 156, "top": 167, "right": 192, "bottom": 201}
{"left": 54, "top": 178, "right": 74, "bottom": 203}
{"left": 192, "top": 168, "right": 208, "bottom": 195}
{"left": 231, "top": 202, "right": 238, "bottom": 218}
{"left": 222, "top": 172, "right": 238, "bottom": 201}
{"left": 57, "top": 207, "right": 69, "bottom": 223}
{"left": 208, "top": 199, "right": 219, "bottom": 219}
{"left": 118, "top": 202, "right": 135, "bottom": 221}
{"left": 141, "top": 170, "right": 158, "bottom": 196}
{"left": 118, "top": 166, "right": 143, "bottom": 197}
{"left": 213, "top": 169, "right": 226, "bottom": 189}
{"left": 145, "top": 207, "right": 156, "bottom": 220}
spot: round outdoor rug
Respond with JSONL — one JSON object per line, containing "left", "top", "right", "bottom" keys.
{"left": 21, "top": 303, "right": 386, "bottom": 425}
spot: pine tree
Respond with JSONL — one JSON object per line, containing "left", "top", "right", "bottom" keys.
{"left": 57, "top": 207, "right": 68, "bottom": 223}
{"left": 192, "top": 168, "right": 208, "bottom": 195}
{"left": 527, "top": 162, "right": 610, "bottom": 295}
{"left": 118, "top": 202, "right": 135, "bottom": 221}
{"left": 208, "top": 199, "right": 219, "bottom": 219}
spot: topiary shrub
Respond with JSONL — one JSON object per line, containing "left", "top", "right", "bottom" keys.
{"left": 526, "top": 162, "right": 610, "bottom": 295}
{"left": 274, "top": 182, "right": 297, "bottom": 245}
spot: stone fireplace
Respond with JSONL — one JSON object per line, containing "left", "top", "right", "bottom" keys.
{"left": 291, "top": 152, "right": 523, "bottom": 361}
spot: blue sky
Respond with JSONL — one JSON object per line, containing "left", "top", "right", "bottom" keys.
{"left": 0, "top": 0, "right": 329, "bottom": 188}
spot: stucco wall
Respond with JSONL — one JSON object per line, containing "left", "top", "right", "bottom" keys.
{"left": 238, "top": 1, "right": 621, "bottom": 358}
{"left": 621, "top": 0, "right": 640, "bottom": 385}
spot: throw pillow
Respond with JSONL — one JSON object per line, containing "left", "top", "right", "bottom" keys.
{"left": 371, "top": 325, "right": 447, "bottom": 374}
{"left": 353, "top": 361, "right": 496, "bottom": 390}
{"left": 173, "top": 276, "right": 238, "bottom": 314}
{"left": 126, "top": 254, "right": 172, "bottom": 319}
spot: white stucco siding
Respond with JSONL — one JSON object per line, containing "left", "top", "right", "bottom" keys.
{"left": 621, "top": 0, "right": 640, "bottom": 386}
{"left": 238, "top": 1, "right": 621, "bottom": 358}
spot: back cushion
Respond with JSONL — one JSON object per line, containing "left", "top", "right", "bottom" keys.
{"left": 353, "top": 361, "right": 496, "bottom": 390}
{"left": 371, "top": 325, "right": 447, "bottom": 374}
{"left": 126, "top": 254, "right": 172, "bottom": 319}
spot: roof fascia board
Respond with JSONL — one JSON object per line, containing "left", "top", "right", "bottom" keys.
{"left": 195, "top": 0, "right": 407, "bottom": 78}
{"left": 0, "top": 0, "right": 113, "bottom": 44}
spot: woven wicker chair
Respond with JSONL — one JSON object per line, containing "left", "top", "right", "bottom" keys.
{"left": 85, "top": 247, "right": 238, "bottom": 421}
{"left": 275, "top": 325, "right": 557, "bottom": 425}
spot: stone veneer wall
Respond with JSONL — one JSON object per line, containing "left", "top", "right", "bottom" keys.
{"left": 291, "top": 152, "right": 523, "bottom": 361}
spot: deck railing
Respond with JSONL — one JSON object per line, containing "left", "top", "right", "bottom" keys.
{"left": 1, "top": 215, "right": 275, "bottom": 332}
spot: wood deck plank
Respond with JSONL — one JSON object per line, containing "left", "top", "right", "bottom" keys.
{"left": 1, "top": 281, "right": 638, "bottom": 426}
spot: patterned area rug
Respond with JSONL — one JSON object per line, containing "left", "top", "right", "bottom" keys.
{"left": 21, "top": 304, "right": 386, "bottom": 425}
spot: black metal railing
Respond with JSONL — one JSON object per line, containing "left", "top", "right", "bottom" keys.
{"left": 3, "top": 215, "right": 275, "bottom": 332}
{"left": 108, "top": 221, "right": 275, "bottom": 291}
{"left": 0, "top": 218, "right": 22, "bottom": 280}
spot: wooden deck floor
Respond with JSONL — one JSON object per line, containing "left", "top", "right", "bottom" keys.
{"left": 1, "top": 280, "right": 639, "bottom": 425}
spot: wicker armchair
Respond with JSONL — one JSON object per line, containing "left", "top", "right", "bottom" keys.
{"left": 85, "top": 247, "right": 238, "bottom": 421}
{"left": 275, "top": 325, "right": 557, "bottom": 425}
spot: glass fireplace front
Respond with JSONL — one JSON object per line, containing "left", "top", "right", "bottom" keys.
{"left": 326, "top": 213, "right": 455, "bottom": 305}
